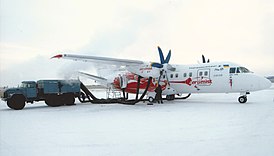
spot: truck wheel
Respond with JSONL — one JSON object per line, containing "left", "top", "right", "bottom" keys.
{"left": 45, "top": 95, "right": 63, "bottom": 107}
{"left": 64, "top": 94, "right": 75, "bottom": 105}
{"left": 45, "top": 98, "right": 54, "bottom": 107}
{"left": 7, "top": 94, "right": 26, "bottom": 110}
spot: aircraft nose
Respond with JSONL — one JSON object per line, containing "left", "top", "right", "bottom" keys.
{"left": 260, "top": 77, "right": 272, "bottom": 90}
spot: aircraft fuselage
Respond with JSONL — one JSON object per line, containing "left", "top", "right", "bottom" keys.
{"left": 113, "top": 62, "right": 271, "bottom": 96}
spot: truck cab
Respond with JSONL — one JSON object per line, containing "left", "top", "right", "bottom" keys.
{"left": 2, "top": 82, "right": 32, "bottom": 110}
{"left": 20, "top": 81, "right": 37, "bottom": 99}
{"left": 1, "top": 81, "right": 39, "bottom": 110}
{"left": 2, "top": 81, "right": 38, "bottom": 100}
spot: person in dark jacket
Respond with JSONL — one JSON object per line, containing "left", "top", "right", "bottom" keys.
{"left": 155, "top": 84, "right": 163, "bottom": 104}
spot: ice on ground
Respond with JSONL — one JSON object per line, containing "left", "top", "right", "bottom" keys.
{"left": 1, "top": 86, "right": 274, "bottom": 156}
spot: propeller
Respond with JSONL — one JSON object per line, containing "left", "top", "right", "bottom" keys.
{"left": 132, "top": 46, "right": 175, "bottom": 81}
{"left": 151, "top": 46, "right": 172, "bottom": 68}
{"left": 149, "top": 46, "right": 175, "bottom": 86}
{"left": 202, "top": 55, "right": 210, "bottom": 63}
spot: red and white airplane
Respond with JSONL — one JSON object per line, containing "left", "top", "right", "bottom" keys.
{"left": 52, "top": 47, "right": 271, "bottom": 103}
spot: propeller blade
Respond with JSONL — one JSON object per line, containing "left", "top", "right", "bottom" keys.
{"left": 202, "top": 55, "right": 206, "bottom": 63}
{"left": 158, "top": 46, "right": 165, "bottom": 64}
{"left": 151, "top": 62, "right": 163, "bottom": 68}
{"left": 165, "top": 50, "right": 171, "bottom": 63}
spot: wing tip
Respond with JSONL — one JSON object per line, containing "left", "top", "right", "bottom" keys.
{"left": 51, "top": 54, "right": 63, "bottom": 59}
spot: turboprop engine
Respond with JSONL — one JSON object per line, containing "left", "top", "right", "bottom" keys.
{"left": 127, "top": 46, "right": 175, "bottom": 80}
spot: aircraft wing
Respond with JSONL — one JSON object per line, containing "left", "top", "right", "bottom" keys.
{"left": 51, "top": 54, "right": 144, "bottom": 66}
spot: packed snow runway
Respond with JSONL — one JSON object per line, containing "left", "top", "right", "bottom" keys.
{"left": 1, "top": 86, "right": 274, "bottom": 156}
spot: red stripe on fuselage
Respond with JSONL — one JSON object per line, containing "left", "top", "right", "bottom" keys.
{"left": 169, "top": 78, "right": 192, "bottom": 86}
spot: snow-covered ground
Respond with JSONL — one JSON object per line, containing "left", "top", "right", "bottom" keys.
{"left": 1, "top": 86, "right": 274, "bottom": 156}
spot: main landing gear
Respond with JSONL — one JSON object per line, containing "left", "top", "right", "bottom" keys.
{"left": 147, "top": 93, "right": 191, "bottom": 105}
{"left": 238, "top": 92, "right": 250, "bottom": 103}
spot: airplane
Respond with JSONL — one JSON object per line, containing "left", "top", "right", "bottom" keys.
{"left": 52, "top": 47, "right": 272, "bottom": 104}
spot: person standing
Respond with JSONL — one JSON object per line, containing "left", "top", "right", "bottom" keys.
{"left": 155, "top": 84, "right": 163, "bottom": 104}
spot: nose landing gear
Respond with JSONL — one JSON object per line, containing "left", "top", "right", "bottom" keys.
{"left": 238, "top": 96, "right": 247, "bottom": 103}
{"left": 238, "top": 92, "right": 250, "bottom": 103}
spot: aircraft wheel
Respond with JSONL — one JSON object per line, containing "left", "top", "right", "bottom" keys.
{"left": 238, "top": 96, "right": 247, "bottom": 103}
{"left": 166, "top": 94, "right": 175, "bottom": 101}
{"left": 148, "top": 96, "right": 154, "bottom": 103}
{"left": 7, "top": 94, "right": 26, "bottom": 110}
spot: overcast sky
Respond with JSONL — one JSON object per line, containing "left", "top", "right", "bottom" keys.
{"left": 1, "top": 0, "right": 274, "bottom": 86}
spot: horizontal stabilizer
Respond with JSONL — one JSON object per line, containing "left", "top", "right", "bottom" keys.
{"left": 78, "top": 72, "right": 108, "bottom": 86}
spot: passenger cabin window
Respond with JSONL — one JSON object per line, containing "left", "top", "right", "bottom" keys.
{"left": 175, "top": 73, "right": 178, "bottom": 78}
{"left": 163, "top": 75, "right": 166, "bottom": 79}
{"left": 170, "top": 74, "right": 173, "bottom": 78}
{"left": 183, "top": 73, "right": 187, "bottom": 77}
{"left": 199, "top": 72, "right": 203, "bottom": 76}
{"left": 204, "top": 71, "right": 208, "bottom": 76}
{"left": 189, "top": 72, "right": 192, "bottom": 77}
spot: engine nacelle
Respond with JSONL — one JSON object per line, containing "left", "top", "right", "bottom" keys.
{"left": 127, "top": 63, "right": 161, "bottom": 78}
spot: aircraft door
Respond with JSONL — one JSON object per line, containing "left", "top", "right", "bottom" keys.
{"left": 229, "top": 67, "right": 234, "bottom": 88}
{"left": 197, "top": 69, "right": 211, "bottom": 86}
{"left": 229, "top": 67, "right": 243, "bottom": 91}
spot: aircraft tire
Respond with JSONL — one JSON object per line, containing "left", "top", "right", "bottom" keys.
{"left": 238, "top": 96, "right": 247, "bottom": 103}
{"left": 148, "top": 96, "right": 154, "bottom": 103}
{"left": 166, "top": 94, "right": 175, "bottom": 101}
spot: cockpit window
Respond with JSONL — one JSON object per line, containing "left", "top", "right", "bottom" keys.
{"left": 236, "top": 68, "right": 240, "bottom": 73}
{"left": 230, "top": 67, "right": 236, "bottom": 73}
{"left": 230, "top": 67, "right": 251, "bottom": 74}
{"left": 239, "top": 67, "right": 250, "bottom": 73}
